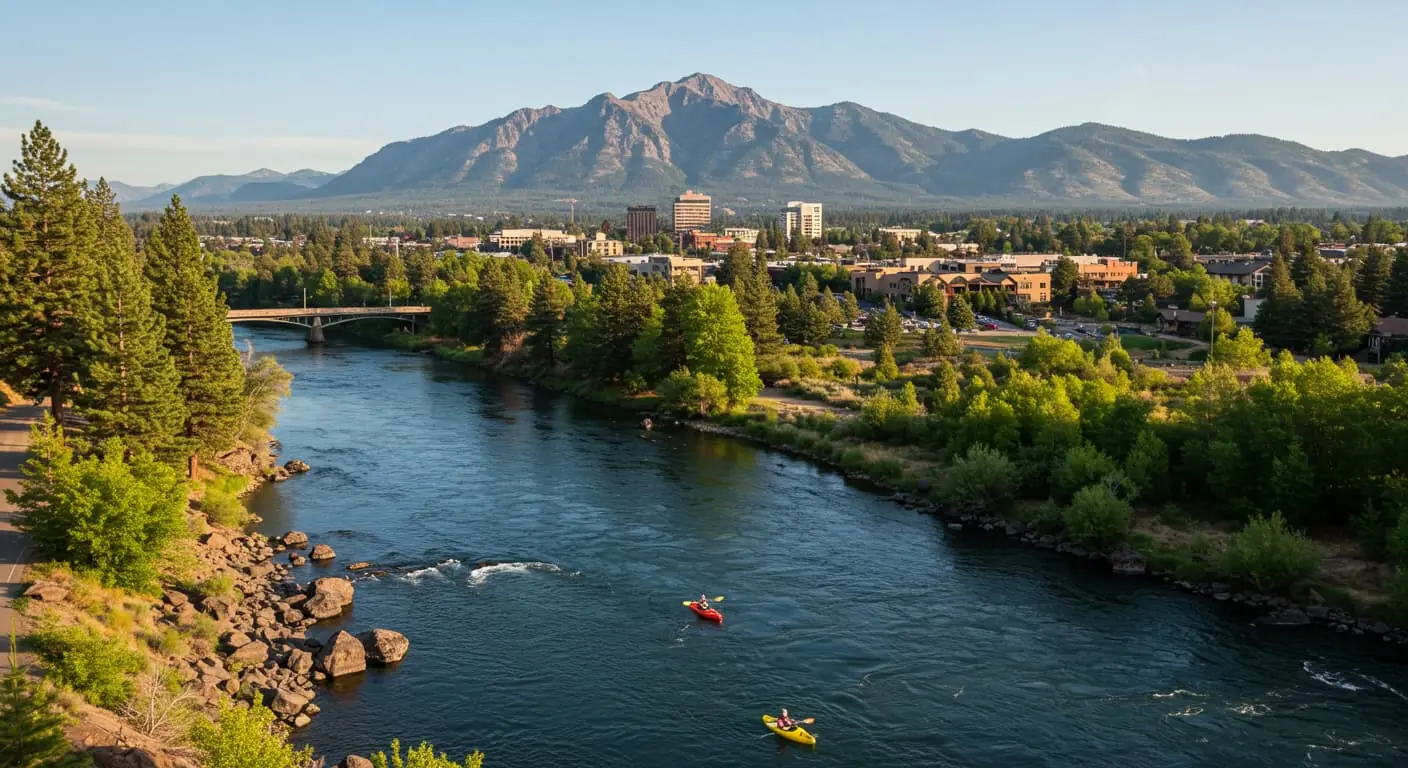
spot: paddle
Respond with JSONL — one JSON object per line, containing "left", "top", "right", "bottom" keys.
{"left": 680, "top": 596, "right": 725, "bottom": 606}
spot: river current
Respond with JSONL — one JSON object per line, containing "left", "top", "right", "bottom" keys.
{"left": 237, "top": 327, "right": 1408, "bottom": 767}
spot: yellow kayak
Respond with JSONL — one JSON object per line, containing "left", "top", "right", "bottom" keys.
{"left": 762, "top": 714, "right": 817, "bottom": 745}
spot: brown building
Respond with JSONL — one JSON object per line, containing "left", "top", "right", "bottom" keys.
{"left": 627, "top": 205, "right": 657, "bottom": 243}
{"left": 578, "top": 232, "right": 625, "bottom": 258}
{"left": 442, "top": 235, "right": 480, "bottom": 250}
{"left": 608, "top": 255, "right": 706, "bottom": 285}
{"left": 851, "top": 266, "right": 1047, "bottom": 304}
{"left": 672, "top": 190, "right": 712, "bottom": 234}
{"left": 1077, "top": 258, "right": 1139, "bottom": 289}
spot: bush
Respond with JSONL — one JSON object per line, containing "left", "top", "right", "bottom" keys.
{"left": 372, "top": 738, "right": 485, "bottom": 768}
{"left": 1050, "top": 444, "right": 1119, "bottom": 504}
{"left": 1390, "top": 510, "right": 1408, "bottom": 567}
{"left": 657, "top": 368, "right": 730, "bottom": 417}
{"left": 12, "top": 424, "right": 188, "bottom": 591}
{"left": 190, "top": 701, "right": 313, "bottom": 768}
{"left": 828, "top": 357, "right": 862, "bottom": 380}
{"left": 1159, "top": 503, "right": 1192, "bottom": 530}
{"left": 31, "top": 625, "right": 146, "bottom": 708}
{"left": 1387, "top": 567, "right": 1408, "bottom": 627}
{"left": 1062, "top": 484, "right": 1133, "bottom": 548}
{"left": 195, "top": 573, "right": 237, "bottom": 601}
{"left": 795, "top": 355, "right": 822, "bottom": 379}
{"left": 756, "top": 356, "right": 800, "bottom": 386}
{"left": 202, "top": 491, "right": 249, "bottom": 528}
{"left": 938, "top": 444, "right": 1018, "bottom": 516}
{"left": 1124, "top": 430, "right": 1170, "bottom": 503}
{"left": 1219, "top": 512, "right": 1321, "bottom": 592}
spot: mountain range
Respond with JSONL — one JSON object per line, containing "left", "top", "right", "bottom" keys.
{"left": 116, "top": 168, "right": 338, "bottom": 209}
{"left": 117, "top": 74, "right": 1408, "bottom": 211}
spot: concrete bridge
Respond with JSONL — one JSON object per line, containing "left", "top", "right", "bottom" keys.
{"left": 226, "top": 306, "right": 431, "bottom": 343}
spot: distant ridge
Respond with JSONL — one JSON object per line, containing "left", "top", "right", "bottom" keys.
{"left": 122, "top": 74, "right": 1408, "bottom": 210}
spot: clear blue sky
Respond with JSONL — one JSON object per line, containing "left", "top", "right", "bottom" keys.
{"left": 5, "top": 0, "right": 1407, "bottom": 185}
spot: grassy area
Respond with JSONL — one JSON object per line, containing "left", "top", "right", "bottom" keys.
{"left": 1118, "top": 336, "right": 1195, "bottom": 352}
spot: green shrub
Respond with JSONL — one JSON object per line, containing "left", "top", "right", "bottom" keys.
{"left": 1051, "top": 444, "right": 1119, "bottom": 504}
{"left": 1389, "top": 510, "right": 1408, "bottom": 567}
{"left": 938, "top": 444, "right": 1018, "bottom": 516}
{"left": 756, "top": 356, "right": 801, "bottom": 385}
{"left": 188, "top": 615, "right": 220, "bottom": 643}
{"left": 657, "top": 368, "right": 730, "bottom": 416}
{"left": 190, "top": 701, "right": 313, "bottom": 768}
{"left": 828, "top": 357, "right": 862, "bottom": 380}
{"left": 795, "top": 356, "right": 823, "bottom": 379}
{"left": 1159, "top": 503, "right": 1192, "bottom": 530}
{"left": 195, "top": 573, "right": 237, "bottom": 601}
{"left": 1219, "top": 512, "right": 1321, "bottom": 592}
{"left": 1124, "top": 430, "right": 1170, "bottom": 503}
{"left": 202, "top": 491, "right": 249, "bottom": 528}
{"left": 11, "top": 425, "right": 188, "bottom": 591}
{"left": 1385, "top": 567, "right": 1408, "bottom": 626}
{"left": 372, "top": 738, "right": 484, "bottom": 768}
{"left": 1062, "top": 483, "right": 1133, "bottom": 548}
{"left": 31, "top": 625, "right": 146, "bottom": 708}
{"left": 149, "top": 626, "right": 188, "bottom": 657}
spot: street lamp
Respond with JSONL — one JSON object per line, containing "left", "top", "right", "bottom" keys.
{"left": 1208, "top": 299, "right": 1218, "bottom": 361}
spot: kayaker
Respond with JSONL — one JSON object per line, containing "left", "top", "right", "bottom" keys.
{"left": 776, "top": 708, "right": 797, "bottom": 731}
{"left": 697, "top": 594, "right": 711, "bottom": 611}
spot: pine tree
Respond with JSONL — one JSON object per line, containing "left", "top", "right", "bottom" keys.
{"left": 947, "top": 294, "right": 976, "bottom": 331}
{"left": 1309, "top": 267, "right": 1373, "bottom": 354}
{"left": 77, "top": 180, "right": 185, "bottom": 459}
{"left": 744, "top": 252, "right": 784, "bottom": 356}
{"left": 0, "top": 637, "right": 86, "bottom": 768}
{"left": 657, "top": 276, "right": 697, "bottom": 375}
{"left": 1385, "top": 249, "right": 1408, "bottom": 317}
{"left": 144, "top": 196, "right": 245, "bottom": 473}
{"left": 1354, "top": 246, "right": 1393, "bottom": 313}
{"left": 1291, "top": 245, "right": 1324, "bottom": 289}
{"left": 0, "top": 121, "right": 101, "bottom": 426}
{"left": 864, "top": 301, "right": 902, "bottom": 348}
{"left": 1253, "top": 253, "right": 1306, "bottom": 351}
{"left": 526, "top": 275, "right": 573, "bottom": 366}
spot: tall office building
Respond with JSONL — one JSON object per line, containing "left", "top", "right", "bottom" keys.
{"left": 626, "top": 205, "right": 657, "bottom": 243}
{"left": 672, "top": 190, "right": 712, "bottom": 234}
{"left": 780, "top": 201, "right": 823, "bottom": 240}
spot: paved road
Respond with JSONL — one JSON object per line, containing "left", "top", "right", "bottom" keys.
{"left": 0, "top": 402, "right": 41, "bottom": 670}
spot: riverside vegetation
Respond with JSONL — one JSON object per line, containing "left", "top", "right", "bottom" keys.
{"left": 333, "top": 228, "right": 1408, "bottom": 635}
{"left": 0, "top": 123, "right": 483, "bottom": 766}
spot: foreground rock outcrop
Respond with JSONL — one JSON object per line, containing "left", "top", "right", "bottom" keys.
{"left": 358, "top": 629, "right": 410, "bottom": 665}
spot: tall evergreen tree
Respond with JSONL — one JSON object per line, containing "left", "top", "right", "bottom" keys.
{"left": 657, "top": 276, "right": 698, "bottom": 375}
{"left": 1291, "top": 245, "right": 1325, "bottom": 289}
{"left": 1385, "top": 248, "right": 1408, "bottom": 317}
{"left": 78, "top": 180, "right": 184, "bottom": 458}
{"left": 0, "top": 121, "right": 100, "bottom": 425}
{"left": 526, "top": 275, "right": 573, "bottom": 366}
{"left": 1307, "top": 267, "right": 1373, "bottom": 354}
{"left": 864, "top": 301, "right": 903, "bottom": 348}
{"left": 742, "top": 252, "right": 783, "bottom": 356}
{"left": 144, "top": 196, "right": 245, "bottom": 473}
{"left": 947, "top": 294, "right": 977, "bottom": 331}
{"left": 1353, "top": 246, "right": 1393, "bottom": 312}
{"left": 1254, "top": 253, "right": 1307, "bottom": 351}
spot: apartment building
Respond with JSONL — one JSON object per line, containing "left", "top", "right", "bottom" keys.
{"left": 441, "top": 235, "right": 481, "bottom": 250}
{"left": 1077, "top": 258, "right": 1139, "bottom": 289}
{"left": 488, "top": 228, "right": 577, "bottom": 250}
{"left": 724, "top": 227, "right": 760, "bottom": 243}
{"left": 877, "top": 227, "right": 923, "bottom": 244}
{"left": 780, "top": 201, "right": 823, "bottom": 240}
{"left": 850, "top": 266, "right": 1048, "bottom": 304}
{"left": 672, "top": 191, "right": 712, "bottom": 234}
{"left": 627, "top": 205, "right": 658, "bottom": 242}
{"left": 578, "top": 231, "right": 626, "bottom": 258}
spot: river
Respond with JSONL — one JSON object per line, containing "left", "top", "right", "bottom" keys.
{"left": 237, "top": 327, "right": 1408, "bottom": 767}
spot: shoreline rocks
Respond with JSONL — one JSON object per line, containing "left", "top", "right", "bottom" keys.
{"left": 310, "top": 543, "right": 336, "bottom": 561}
{"left": 358, "top": 629, "right": 409, "bottom": 665}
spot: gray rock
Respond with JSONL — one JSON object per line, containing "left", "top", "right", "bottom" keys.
{"left": 22, "top": 582, "right": 68, "bottom": 602}
{"left": 357, "top": 629, "right": 410, "bottom": 665}
{"left": 284, "top": 459, "right": 311, "bottom": 474}
{"left": 268, "top": 688, "right": 309, "bottom": 716}
{"left": 228, "top": 641, "right": 270, "bottom": 665}
{"left": 1256, "top": 608, "right": 1311, "bottom": 627}
{"left": 1111, "top": 552, "right": 1147, "bottom": 576}
{"left": 317, "top": 631, "right": 366, "bottom": 678}
{"left": 293, "top": 713, "right": 312, "bottom": 728}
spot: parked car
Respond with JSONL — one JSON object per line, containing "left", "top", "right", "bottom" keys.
{"left": 1024, "top": 320, "right": 1038, "bottom": 330}
{"left": 981, "top": 322, "right": 999, "bottom": 331}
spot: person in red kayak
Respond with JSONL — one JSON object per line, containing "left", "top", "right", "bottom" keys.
{"left": 775, "top": 708, "right": 797, "bottom": 731}
{"left": 696, "top": 594, "right": 711, "bottom": 611}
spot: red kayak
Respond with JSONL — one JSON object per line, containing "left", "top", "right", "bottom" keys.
{"left": 688, "top": 601, "right": 723, "bottom": 622}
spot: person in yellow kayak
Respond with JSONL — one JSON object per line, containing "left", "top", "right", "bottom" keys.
{"left": 696, "top": 594, "right": 711, "bottom": 611}
{"left": 775, "top": 708, "right": 798, "bottom": 731}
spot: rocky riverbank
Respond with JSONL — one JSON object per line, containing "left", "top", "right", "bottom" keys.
{"left": 21, "top": 519, "right": 410, "bottom": 767}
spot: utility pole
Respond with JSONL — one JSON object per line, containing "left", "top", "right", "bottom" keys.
{"left": 303, "top": 287, "right": 307, "bottom": 310}
{"left": 1208, "top": 299, "right": 1218, "bottom": 361}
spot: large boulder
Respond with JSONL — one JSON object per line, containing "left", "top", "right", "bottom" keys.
{"left": 228, "top": 641, "right": 270, "bottom": 665}
{"left": 317, "top": 631, "right": 366, "bottom": 678}
{"left": 87, "top": 747, "right": 176, "bottom": 768}
{"left": 22, "top": 582, "right": 68, "bottom": 602}
{"left": 357, "top": 629, "right": 410, "bottom": 665}
{"left": 221, "top": 631, "right": 252, "bottom": 650}
{"left": 310, "top": 544, "right": 336, "bottom": 561}
{"left": 304, "top": 577, "right": 354, "bottom": 620}
{"left": 268, "top": 688, "right": 310, "bottom": 716}
{"left": 282, "top": 531, "right": 309, "bottom": 548}
{"left": 285, "top": 459, "right": 311, "bottom": 474}
{"left": 1257, "top": 608, "right": 1312, "bottom": 627}
{"left": 202, "top": 595, "right": 238, "bottom": 621}
{"left": 285, "top": 647, "right": 315, "bottom": 676}
{"left": 339, "top": 757, "right": 374, "bottom": 768}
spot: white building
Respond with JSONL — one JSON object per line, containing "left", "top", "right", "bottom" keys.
{"left": 779, "top": 201, "right": 823, "bottom": 240}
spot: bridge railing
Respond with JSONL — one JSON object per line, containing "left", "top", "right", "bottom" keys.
{"left": 227, "top": 306, "right": 431, "bottom": 319}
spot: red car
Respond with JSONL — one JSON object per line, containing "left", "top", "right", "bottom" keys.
{"left": 980, "top": 322, "right": 999, "bottom": 331}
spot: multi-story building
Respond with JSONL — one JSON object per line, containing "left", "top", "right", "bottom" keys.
{"left": 578, "top": 232, "right": 625, "bottom": 258}
{"left": 849, "top": 266, "right": 1050, "bottom": 304}
{"left": 441, "top": 235, "right": 481, "bottom": 251}
{"left": 1076, "top": 258, "right": 1139, "bottom": 289}
{"left": 605, "top": 255, "right": 708, "bottom": 285}
{"left": 487, "top": 228, "right": 577, "bottom": 250}
{"left": 780, "top": 201, "right": 823, "bottom": 240}
{"left": 724, "top": 227, "right": 760, "bottom": 244}
{"left": 627, "top": 205, "right": 658, "bottom": 242}
{"left": 877, "top": 227, "right": 923, "bottom": 244}
{"left": 672, "top": 191, "right": 712, "bottom": 234}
